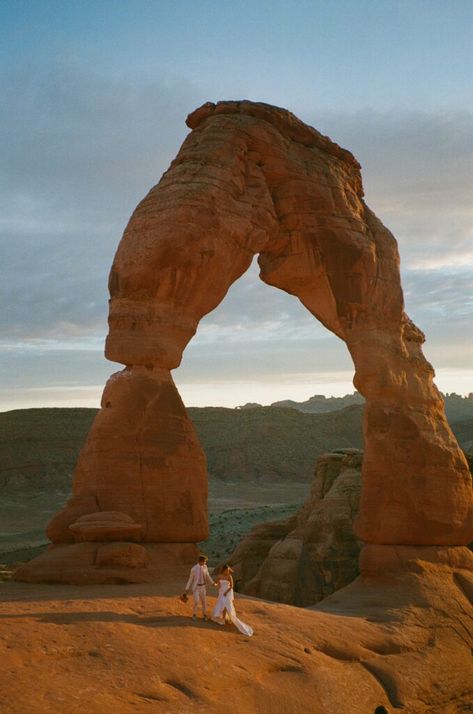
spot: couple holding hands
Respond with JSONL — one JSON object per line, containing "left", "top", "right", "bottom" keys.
{"left": 183, "top": 555, "right": 253, "bottom": 637}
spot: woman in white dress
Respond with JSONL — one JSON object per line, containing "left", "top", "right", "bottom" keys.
{"left": 211, "top": 565, "right": 253, "bottom": 637}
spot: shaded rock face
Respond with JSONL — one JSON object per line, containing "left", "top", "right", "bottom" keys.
{"left": 230, "top": 450, "right": 363, "bottom": 606}
{"left": 17, "top": 99, "right": 473, "bottom": 584}
{"left": 68, "top": 511, "right": 143, "bottom": 543}
{"left": 230, "top": 449, "right": 473, "bottom": 606}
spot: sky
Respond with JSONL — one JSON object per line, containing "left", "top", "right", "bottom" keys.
{"left": 1, "top": 0, "right": 472, "bottom": 410}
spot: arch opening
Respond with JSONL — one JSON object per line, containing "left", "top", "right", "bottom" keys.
{"left": 173, "top": 254, "right": 355, "bottom": 409}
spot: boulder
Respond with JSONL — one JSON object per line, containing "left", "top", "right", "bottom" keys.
{"left": 69, "top": 511, "right": 143, "bottom": 542}
{"left": 46, "top": 494, "right": 100, "bottom": 543}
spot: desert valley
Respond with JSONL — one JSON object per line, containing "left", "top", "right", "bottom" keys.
{"left": 1, "top": 390, "right": 472, "bottom": 713}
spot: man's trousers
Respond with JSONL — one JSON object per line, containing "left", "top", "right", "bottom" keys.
{"left": 193, "top": 585, "right": 207, "bottom": 615}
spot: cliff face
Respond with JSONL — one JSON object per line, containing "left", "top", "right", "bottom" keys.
{"left": 229, "top": 449, "right": 363, "bottom": 606}
{"left": 229, "top": 448, "right": 473, "bottom": 606}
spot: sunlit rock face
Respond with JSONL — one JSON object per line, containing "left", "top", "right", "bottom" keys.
{"left": 104, "top": 99, "right": 472, "bottom": 546}
{"left": 45, "top": 366, "right": 208, "bottom": 546}
{"left": 16, "top": 100, "right": 473, "bottom": 584}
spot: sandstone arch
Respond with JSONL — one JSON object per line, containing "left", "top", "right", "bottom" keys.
{"left": 29, "top": 101, "right": 473, "bottom": 582}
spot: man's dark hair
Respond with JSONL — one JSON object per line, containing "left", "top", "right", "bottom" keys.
{"left": 198, "top": 555, "right": 207, "bottom": 563}
{"left": 374, "top": 707, "right": 388, "bottom": 714}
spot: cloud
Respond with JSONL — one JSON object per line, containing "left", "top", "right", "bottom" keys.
{"left": 1, "top": 65, "right": 472, "bottom": 404}
{"left": 312, "top": 108, "right": 473, "bottom": 272}
{"left": 403, "top": 267, "right": 473, "bottom": 318}
{"left": 314, "top": 109, "right": 473, "bottom": 209}
{"left": 0, "top": 61, "right": 199, "bottom": 213}
{"left": 0, "top": 61, "right": 203, "bottom": 340}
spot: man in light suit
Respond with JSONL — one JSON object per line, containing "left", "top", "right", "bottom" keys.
{"left": 184, "top": 554, "right": 216, "bottom": 620}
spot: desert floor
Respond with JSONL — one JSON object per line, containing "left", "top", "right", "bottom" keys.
{"left": 0, "top": 481, "right": 309, "bottom": 568}
{"left": 0, "top": 568, "right": 395, "bottom": 714}
{"left": 2, "top": 557, "right": 472, "bottom": 713}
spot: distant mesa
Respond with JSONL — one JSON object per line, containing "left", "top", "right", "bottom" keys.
{"left": 270, "top": 391, "right": 365, "bottom": 413}
{"left": 236, "top": 392, "right": 365, "bottom": 413}
{"left": 239, "top": 390, "right": 473, "bottom": 422}
{"left": 14, "top": 99, "right": 473, "bottom": 586}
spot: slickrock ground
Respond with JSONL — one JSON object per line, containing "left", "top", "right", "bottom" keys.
{"left": 1, "top": 553, "right": 472, "bottom": 714}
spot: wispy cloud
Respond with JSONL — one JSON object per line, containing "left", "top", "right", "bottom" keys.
{"left": 1, "top": 65, "right": 472, "bottom": 406}
{"left": 0, "top": 62, "right": 201, "bottom": 341}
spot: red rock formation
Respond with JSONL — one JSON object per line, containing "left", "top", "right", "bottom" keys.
{"left": 16, "top": 100, "right": 473, "bottom": 583}
{"left": 48, "top": 366, "right": 207, "bottom": 546}
{"left": 229, "top": 447, "right": 473, "bottom": 606}
{"left": 13, "top": 542, "right": 199, "bottom": 585}
{"left": 229, "top": 449, "right": 363, "bottom": 605}
{"left": 69, "top": 512, "right": 143, "bottom": 543}
{"left": 106, "top": 99, "right": 471, "bottom": 546}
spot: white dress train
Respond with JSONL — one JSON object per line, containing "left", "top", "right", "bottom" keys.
{"left": 211, "top": 579, "right": 253, "bottom": 636}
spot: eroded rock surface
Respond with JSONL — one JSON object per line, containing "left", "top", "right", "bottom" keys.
{"left": 47, "top": 367, "right": 208, "bottom": 546}
{"left": 230, "top": 449, "right": 363, "bottom": 605}
{"left": 17, "top": 100, "right": 473, "bottom": 585}
{"left": 231, "top": 448, "right": 473, "bottom": 606}
{"left": 4, "top": 550, "right": 473, "bottom": 713}
{"left": 104, "top": 99, "right": 473, "bottom": 547}
{"left": 13, "top": 542, "right": 198, "bottom": 585}
{"left": 69, "top": 512, "right": 143, "bottom": 543}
